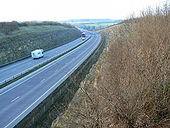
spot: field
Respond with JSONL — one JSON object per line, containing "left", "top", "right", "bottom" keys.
{"left": 0, "top": 25, "right": 65, "bottom": 38}
{"left": 80, "top": 22, "right": 116, "bottom": 27}
{"left": 0, "top": 24, "right": 81, "bottom": 66}
{"left": 65, "top": 19, "right": 122, "bottom": 30}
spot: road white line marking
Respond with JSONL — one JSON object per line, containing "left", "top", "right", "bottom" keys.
{"left": 4, "top": 34, "right": 100, "bottom": 128}
{"left": 11, "top": 96, "right": 20, "bottom": 103}
{"left": 0, "top": 36, "right": 93, "bottom": 96}
{"left": 40, "top": 79, "right": 46, "bottom": 83}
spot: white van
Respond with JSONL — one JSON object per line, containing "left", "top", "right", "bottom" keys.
{"left": 31, "top": 49, "right": 44, "bottom": 59}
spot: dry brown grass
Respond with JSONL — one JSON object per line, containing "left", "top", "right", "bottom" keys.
{"left": 52, "top": 3, "right": 170, "bottom": 128}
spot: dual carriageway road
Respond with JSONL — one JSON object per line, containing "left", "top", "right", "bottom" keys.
{"left": 0, "top": 32, "right": 101, "bottom": 128}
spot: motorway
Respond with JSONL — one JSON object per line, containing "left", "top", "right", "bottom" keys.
{"left": 0, "top": 32, "right": 101, "bottom": 128}
{"left": 0, "top": 33, "right": 90, "bottom": 84}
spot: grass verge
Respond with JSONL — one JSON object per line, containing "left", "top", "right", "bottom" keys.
{"left": 0, "top": 25, "right": 81, "bottom": 66}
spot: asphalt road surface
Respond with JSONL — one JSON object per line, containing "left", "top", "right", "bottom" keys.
{"left": 0, "top": 33, "right": 90, "bottom": 84}
{"left": 0, "top": 32, "right": 101, "bottom": 128}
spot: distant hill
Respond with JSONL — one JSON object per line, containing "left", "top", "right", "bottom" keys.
{"left": 63, "top": 19, "right": 123, "bottom": 30}
{"left": 66, "top": 19, "right": 121, "bottom": 22}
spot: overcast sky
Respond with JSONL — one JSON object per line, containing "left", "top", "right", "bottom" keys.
{"left": 0, "top": 0, "right": 165, "bottom": 22}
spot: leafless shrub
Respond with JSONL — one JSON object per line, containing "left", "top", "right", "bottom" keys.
{"left": 52, "top": 2, "right": 170, "bottom": 128}
{"left": 98, "top": 2, "right": 170, "bottom": 128}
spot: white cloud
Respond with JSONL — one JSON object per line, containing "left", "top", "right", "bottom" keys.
{"left": 0, "top": 0, "right": 164, "bottom": 21}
